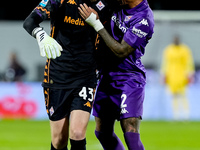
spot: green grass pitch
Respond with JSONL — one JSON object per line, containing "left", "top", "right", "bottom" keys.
{"left": 0, "top": 120, "right": 200, "bottom": 150}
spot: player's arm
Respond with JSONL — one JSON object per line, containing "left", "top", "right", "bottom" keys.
{"left": 185, "top": 47, "right": 195, "bottom": 83}
{"left": 78, "top": 3, "right": 135, "bottom": 58}
{"left": 23, "top": 0, "right": 51, "bottom": 36}
{"left": 96, "top": 29, "right": 134, "bottom": 58}
{"left": 23, "top": 12, "right": 42, "bottom": 36}
{"left": 23, "top": 0, "right": 63, "bottom": 59}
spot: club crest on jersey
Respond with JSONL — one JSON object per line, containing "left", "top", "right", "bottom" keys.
{"left": 125, "top": 16, "right": 132, "bottom": 22}
{"left": 39, "top": 0, "right": 49, "bottom": 7}
{"left": 96, "top": 1, "right": 105, "bottom": 11}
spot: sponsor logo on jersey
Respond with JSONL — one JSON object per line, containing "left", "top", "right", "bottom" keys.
{"left": 67, "top": 0, "right": 77, "bottom": 5}
{"left": 96, "top": 1, "right": 105, "bottom": 11}
{"left": 132, "top": 27, "right": 148, "bottom": 38}
{"left": 111, "top": 16, "right": 128, "bottom": 33}
{"left": 139, "top": 18, "right": 149, "bottom": 26}
{"left": 64, "top": 16, "right": 85, "bottom": 26}
{"left": 39, "top": 0, "right": 49, "bottom": 7}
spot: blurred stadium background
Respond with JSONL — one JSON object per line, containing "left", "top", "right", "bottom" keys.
{"left": 0, "top": 0, "right": 200, "bottom": 150}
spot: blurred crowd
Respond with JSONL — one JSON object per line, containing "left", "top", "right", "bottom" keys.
{"left": 0, "top": 52, "right": 26, "bottom": 82}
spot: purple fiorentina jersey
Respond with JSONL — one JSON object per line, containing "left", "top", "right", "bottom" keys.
{"left": 93, "top": 0, "right": 154, "bottom": 120}
{"left": 98, "top": 0, "right": 154, "bottom": 84}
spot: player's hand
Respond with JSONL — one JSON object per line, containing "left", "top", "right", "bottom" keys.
{"left": 34, "top": 28, "right": 63, "bottom": 59}
{"left": 78, "top": 3, "right": 99, "bottom": 20}
{"left": 78, "top": 3, "right": 103, "bottom": 32}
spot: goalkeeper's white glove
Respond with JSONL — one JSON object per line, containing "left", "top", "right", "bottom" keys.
{"left": 85, "top": 13, "right": 104, "bottom": 32}
{"left": 32, "top": 27, "right": 63, "bottom": 59}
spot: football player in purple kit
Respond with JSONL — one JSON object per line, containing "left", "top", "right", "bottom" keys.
{"left": 79, "top": 0, "right": 154, "bottom": 149}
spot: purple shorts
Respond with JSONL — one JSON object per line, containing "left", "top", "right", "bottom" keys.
{"left": 92, "top": 74, "right": 145, "bottom": 120}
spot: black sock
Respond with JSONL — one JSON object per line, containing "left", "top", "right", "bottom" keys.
{"left": 70, "top": 138, "right": 86, "bottom": 150}
{"left": 51, "top": 142, "right": 68, "bottom": 150}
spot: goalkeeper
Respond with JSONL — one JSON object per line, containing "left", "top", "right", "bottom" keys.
{"left": 23, "top": 0, "right": 116, "bottom": 150}
{"left": 161, "top": 35, "right": 195, "bottom": 120}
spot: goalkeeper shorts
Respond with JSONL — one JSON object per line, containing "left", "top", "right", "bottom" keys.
{"left": 43, "top": 86, "right": 94, "bottom": 121}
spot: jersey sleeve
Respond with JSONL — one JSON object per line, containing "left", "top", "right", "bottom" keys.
{"left": 35, "top": 0, "right": 64, "bottom": 20}
{"left": 123, "top": 18, "right": 153, "bottom": 49}
{"left": 23, "top": 0, "right": 63, "bottom": 35}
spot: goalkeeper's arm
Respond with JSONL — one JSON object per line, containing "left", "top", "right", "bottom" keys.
{"left": 23, "top": 12, "right": 42, "bottom": 36}
{"left": 23, "top": 12, "right": 63, "bottom": 59}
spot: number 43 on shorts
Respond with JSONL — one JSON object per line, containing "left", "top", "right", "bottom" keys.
{"left": 79, "top": 87, "right": 94, "bottom": 102}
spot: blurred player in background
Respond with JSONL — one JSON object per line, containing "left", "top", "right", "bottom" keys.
{"left": 4, "top": 52, "right": 26, "bottom": 82}
{"left": 161, "top": 35, "right": 195, "bottom": 121}
{"left": 23, "top": 0, "right": 115, "bottom": 149}
{"left": 79, "top": 0, "right": 154, "bottom": 149}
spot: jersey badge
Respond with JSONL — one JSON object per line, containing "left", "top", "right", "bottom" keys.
{"left": 125, "top": 16, "right": 132, "bottom": 22}
{"left": 39, "top": 0, "right": 49, "bottom": 7}
{"left": 96, "top": 1, "right": 105, "bottom": 11}
{"left": 49, "top": 106, "right": 54, "bottom": 116}
{"left": 67, "top": 0, "right": 77, "bottom": 5}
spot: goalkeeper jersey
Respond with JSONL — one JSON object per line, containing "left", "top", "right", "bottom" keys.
{"left": 24, "top": 0, "right": 114, "bottom": 89}
{"left": 161, "top": 43, "right": 195, "bottom": 88}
